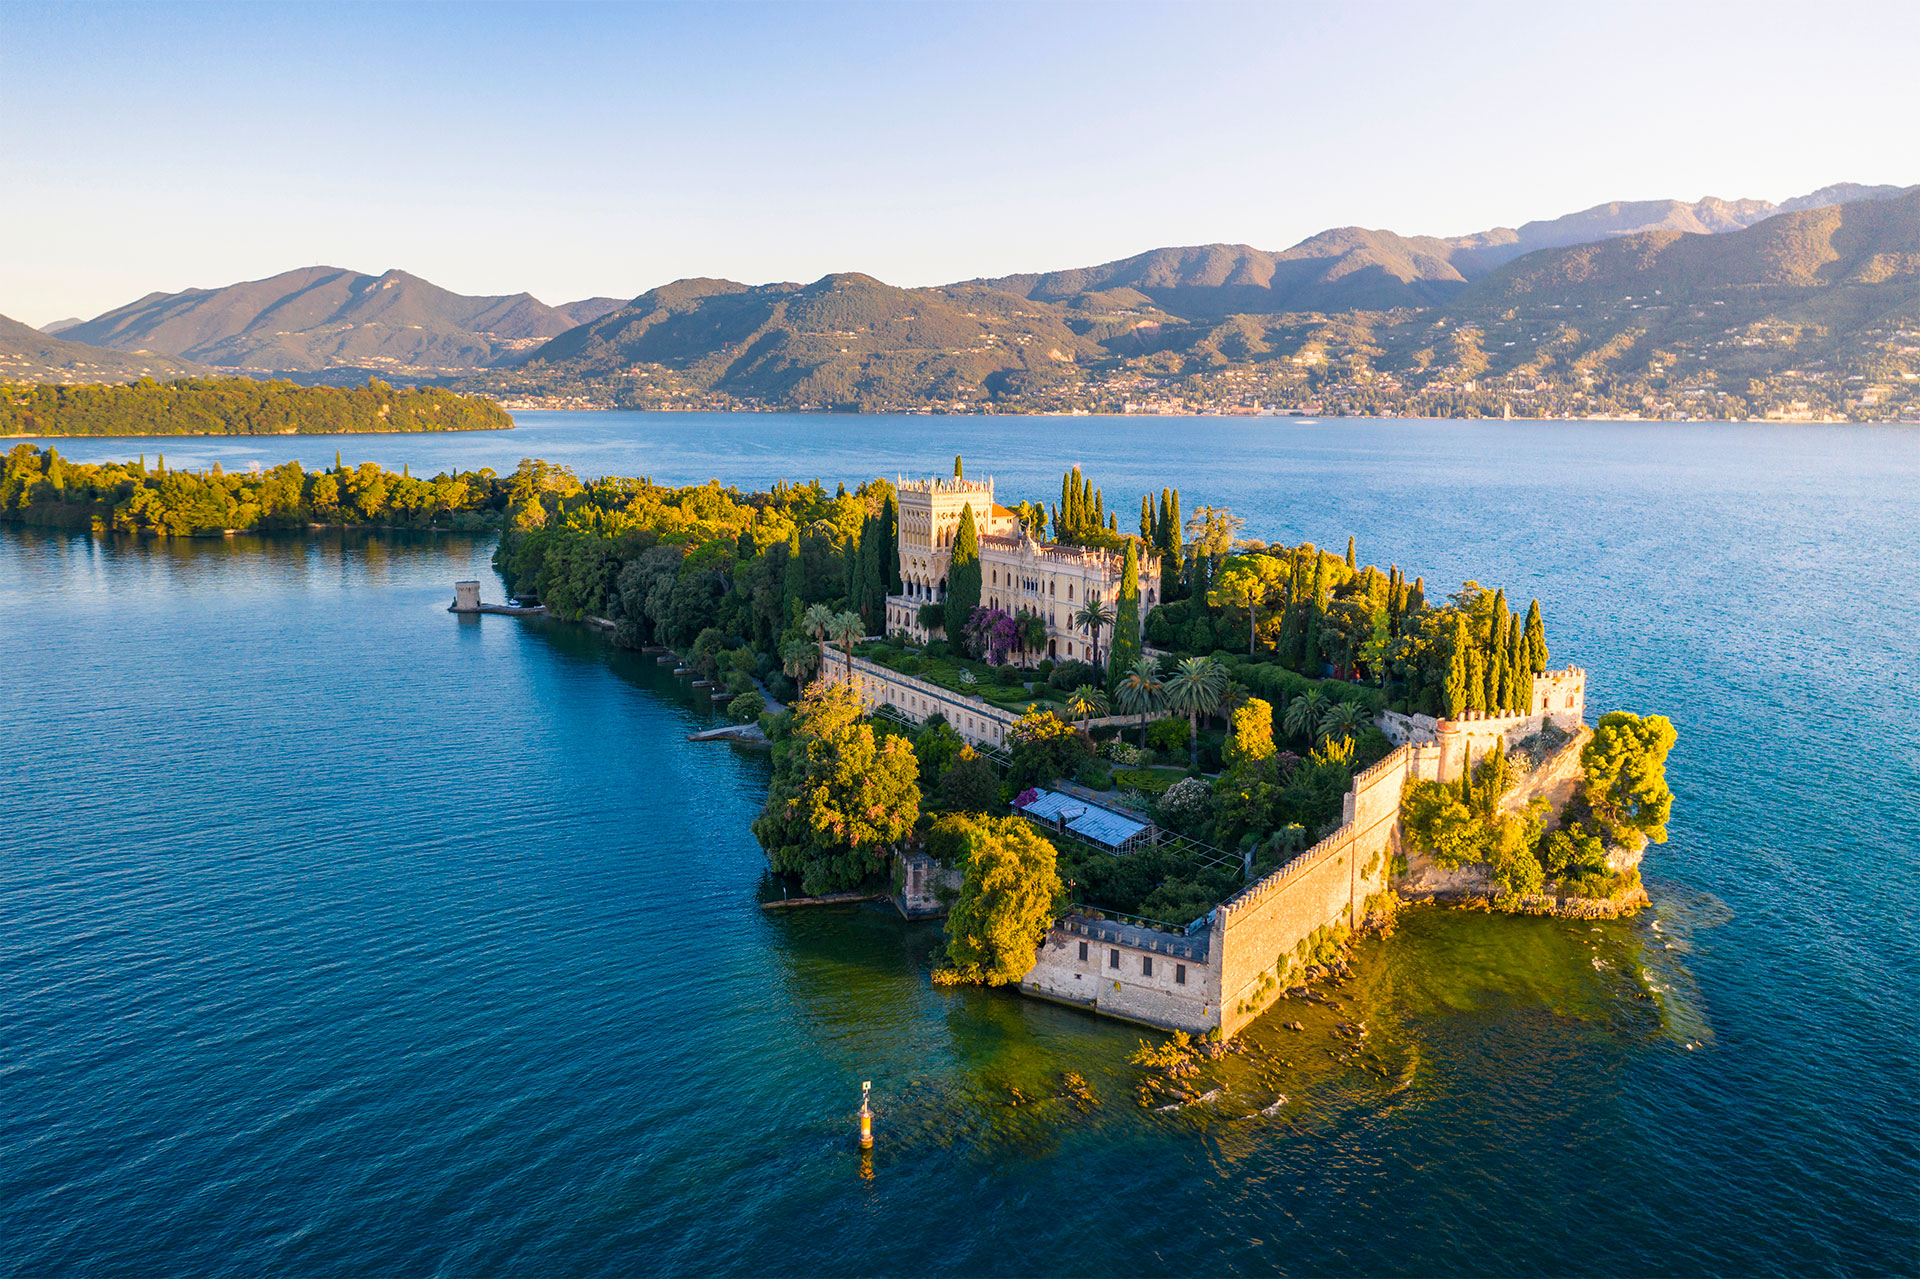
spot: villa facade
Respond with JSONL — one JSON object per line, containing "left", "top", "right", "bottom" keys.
{"left": 884, "top": 474, "right": 1159, "bottom": 665}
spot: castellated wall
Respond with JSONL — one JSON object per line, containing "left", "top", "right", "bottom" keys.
{"left": 1210, "top": 745, "right": 1422, "bottom": 1037}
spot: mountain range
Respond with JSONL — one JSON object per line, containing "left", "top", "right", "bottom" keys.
{"left": 52, "top": 267, "right": 621, "bottom": 380}
{"left": 5, "top": 180, "right": 1916, "bottom": 419}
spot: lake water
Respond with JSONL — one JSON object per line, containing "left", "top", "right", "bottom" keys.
{"left": 4, "top": 414, "right": 1917, "bottom": 1276}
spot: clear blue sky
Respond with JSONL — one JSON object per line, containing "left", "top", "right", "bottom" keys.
{"left": 2, "top": 0, "right": 1914, "bottom": 326}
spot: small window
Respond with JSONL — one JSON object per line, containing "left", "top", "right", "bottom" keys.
{"left": 1142, "top": 956, "right": 1154, "bottom": 977}
{"left": 1175, "top": 964, "right": 1186, "bottom": 985}
{"left": 1078, "top": 941, "right": 1089, "bottom": 961}
{"left": 1109, "top": 948, "right": 1119, "bottom": 969}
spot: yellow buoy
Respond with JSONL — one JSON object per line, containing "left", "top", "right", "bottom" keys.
{"left": 859, "top": 1080, "right": 873, "bottom": 1150}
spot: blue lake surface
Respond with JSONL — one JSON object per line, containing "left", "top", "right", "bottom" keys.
{"left": 4, "top": 414, "right": 1917, "bottom": 1276}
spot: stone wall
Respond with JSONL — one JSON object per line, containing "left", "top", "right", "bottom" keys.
{"left": 1209, "top": 746, "right": 1409, "bottom": 1037}
{"left": 823, "top": 655, "right": 1017, "bottom": 748}
{"left": 1021, "top": 915, "right": 1218, "bottom": 1033}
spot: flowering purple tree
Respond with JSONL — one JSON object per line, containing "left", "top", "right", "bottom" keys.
{"left": 963, "top": 606, "right": 1020, "bottom": 665}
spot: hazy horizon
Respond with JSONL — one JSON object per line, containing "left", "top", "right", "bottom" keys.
{"left": 4, "top": 0, "right": 1917, "bottom": 328}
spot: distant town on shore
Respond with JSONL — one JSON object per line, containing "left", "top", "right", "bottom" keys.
{"left": 4, "top": 182, "right": 1916, "bottom": 425}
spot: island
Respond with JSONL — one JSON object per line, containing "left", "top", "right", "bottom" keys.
{"left": 493, "top": 455, "right": 1676, "bottom": 1044}
{"left": 0, "top": 377, "right": 512, "bottom": 437}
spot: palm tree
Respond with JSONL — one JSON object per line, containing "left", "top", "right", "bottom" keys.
{"left": 802, "top": 602, "right": 835, "bottom": 667}
{"left": 1065, "top": 686, "right": 1110, "bottom": 733}
{"left": 1115, "top": 655, "right": 1165, "bottom": 748}
{"left": 1073, "top": 597, "right": 1116, "bottom": 669}
{"left": 1164, "top": 655, "right": 1229, "bottom": 770}
{"left": 1283, "top": 689, "right": 1326, "bottom": 743}
{"left": 1317, "top": 700, "right": 1368, "bottom": 748}
{"left": 827, "top": 610, "right": 864, "bottom": 681}
{"left": 781, "top": 638, "right": 820, "bottom": 688}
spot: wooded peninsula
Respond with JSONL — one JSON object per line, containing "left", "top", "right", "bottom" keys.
{"left": 0, "top": 378, "right": 513, "bottom": 437}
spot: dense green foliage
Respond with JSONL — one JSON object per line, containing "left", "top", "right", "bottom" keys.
{"left": 1581, "top": 711, "right": 1677, "bottom": 848}
{"left": 752, "top": 682, "right": 921, "bottom": 895}
{"left": 0, "top": 378, "right": 512, "bottom": 436}
{"left": 935, "top": 816, "right": 1066, "bottom": 986}
{"left": 1, "top": 443, "right": 504, "bottom": 535}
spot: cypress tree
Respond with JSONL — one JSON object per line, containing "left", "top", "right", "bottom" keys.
{"left": 883, "top": 491, "right": 901, "bottom": 593}
{"left": 333, "top": 449, "right": 342, "bottom": 473}
{"left": 1050, "top": 502, "right": 1062, "bottom": 540}
{"left": 1345, "top": 536, "right": 1357, "bottom": 570}
{"left": 1107, "top": 511, "right": 1116, "bottom": 531}
{"left": 1060, "top": 471, "right": 1073, "bottom": 529}
{"left": 1487, "top": 607, "right": 1508, "bottom": 712}
{"left": 1524, "top": 599, "right": 1548, "bottom": 672}
{"left": 1278, "top": 552, "right": 1302, "bottom": 668}
{"left": 1108, "top": 540, "right": 1142, "bottom": 687}
{"left": 1408, "top": 575, "right": 1426, "bottom": 615}
{"left": 1094, "top": 487, "right": 1105, "bottom": 529}
{"left": 782, "top": 526, "right": 804, "bottom": 626}
{"left": 1443, "top": 613, "right": 1471, "bottom": 718}
{"left": 944, "top": 503, "right": 981, "bottom": 644}
{"left": 1140, "top": 493, "right": 1153, "bottom": 541}
{"left": 1304, "top": 556, "right": 1328, "bottom": 674}
{"left": 953, "top": 455, "right": 963, "bottom": 480}
{"left": 1466, "top": 637, "right": 1486, "bottom": 713}
{"left": 1507, "top": 614, "right": 1528, "bottom": 714}
{"left": 1160, "top": 488, "right": 1183, "bottom": 602}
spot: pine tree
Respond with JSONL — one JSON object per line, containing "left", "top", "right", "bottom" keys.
{"left": 1443, "top": 613, "right": 1472, "bottom": 718}
{"left": 1345, "top": 536, "right": 1356, "bottom": 570}
{"left": 1524, "top": 599, "right": 1548, "bottom": 673}
{"left": 1108, "top": 541, "right": 1142, "bottom": 689}
{"left": 945, "top": 503, "right": 981, "bottom": 644}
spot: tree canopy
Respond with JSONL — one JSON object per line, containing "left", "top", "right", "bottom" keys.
{"left": 752, "top": 681, "right": 921, "bottom": 894}
{"left": 938, "top": 815, "right": 1066, "bottom": 986}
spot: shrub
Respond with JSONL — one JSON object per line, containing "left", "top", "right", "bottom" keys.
{"left": 1035, "top": 658, "right": 1055, "bottom": 679}
{"left": 937, "top": 749, "right": 1003, "bottom": 813}
{"left": 1101, "top": 739, "right": 1146, "bottom": 766}
{"left": 1145, "top": 717, "right": 1190, "bottom": 752}
{"left": 1156, "top": 777, "right": 1213, "bottom": 829}
{"left": 1112, "top": 768, "right": 1176, "bottom": 795}
{"left": 1076, "top": 759, "right": 1113, "bottom": 791}
{"left": 1047, "top": 659, "right": 1098, "bottom": 692}
{"left": 728, "top": 690, "right": 766, "bottom": 723}
{"left": 995, "top": 665, "right": 1022, "bottom": 686}
{"left": 925, "top": 640, "right": 953, "bottom": 658}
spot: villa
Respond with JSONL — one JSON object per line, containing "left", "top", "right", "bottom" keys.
{"left": 884, "top": 474, "right": 1159, "bottom": 664}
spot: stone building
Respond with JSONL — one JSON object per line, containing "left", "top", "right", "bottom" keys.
{"left": 884, "top": 473, "right": 1159, "bottom": 665}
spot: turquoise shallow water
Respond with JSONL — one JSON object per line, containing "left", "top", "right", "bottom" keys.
{"left": 4, "top": 415, "right": 1918, "bottom": 1276}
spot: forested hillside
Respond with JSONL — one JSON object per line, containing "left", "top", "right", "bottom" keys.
{"left": 0, "top": 378, "right": 513, "bottom": 436}
{"left": 472, "top": 191, "right": 1920, "bottom": 421}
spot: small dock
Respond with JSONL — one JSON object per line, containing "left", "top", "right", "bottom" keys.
{"left": 760, "top": 891, "right": 886, "bottom": 911}
{"left": 448, "top": 580, "right": 546, "bottom": 616}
